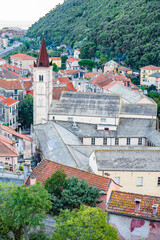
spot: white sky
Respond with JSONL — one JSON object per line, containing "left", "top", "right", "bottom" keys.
{"left": 0, "top": 0, "right": 64, "bottom": 27}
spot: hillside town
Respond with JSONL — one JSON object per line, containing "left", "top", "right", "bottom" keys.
{"left": 0, "top": 25, "right": 160, "bottom": 239}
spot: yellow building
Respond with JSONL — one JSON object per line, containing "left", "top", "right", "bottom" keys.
{"left": 118, "top": 66, "right": 132, "bottom": 75}
{"left": 140, "top": 65, "right": 160, "bottom": 86}
{"left": 49, "top": 57, "right": 62, "bottom": 68}
{"left": 95, "top": 149, "right": 160, "bottom": 197}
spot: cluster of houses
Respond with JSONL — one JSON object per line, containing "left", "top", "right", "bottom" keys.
{"left": 0, "top": 37, "right": 160, "bottom": 239}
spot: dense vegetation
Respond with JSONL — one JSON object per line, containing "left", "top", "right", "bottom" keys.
{"left": 44, "top": 168, "right": 102, "bottom": 215}
{"left": 27, "top": 0, "right": 160, "bottom": 69}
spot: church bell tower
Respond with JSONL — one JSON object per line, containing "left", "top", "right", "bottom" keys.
{"left": 33, "top": 37, "right": 52, "bottom": 125}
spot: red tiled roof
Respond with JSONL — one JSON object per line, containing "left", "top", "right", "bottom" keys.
{"left": 118, "top": 66, "right": 132, "bottom": 72}
{"left": 6, "top": 64, "right": 20, "bottom": 72}
{"left": 67, "top": 58, "right": 81, "bottom": 63}
{"left": 1, "top": 124, "right": 32, "bottom": 142}
{"left": 0, "top": 140, "right": 18, "bottom": 156}
{"left": 60, "top": 69, "right": 83, "bottom": 75}
{"left": 84, "top": 72, "right": 101, "bottom": 79}
{"left": 53, "top": 87, "right": 68, "bottom": 100}
{"left": 23, "top": 80, "right": 32, "bottom": 91}
{"left": 0, "top": 58, "right": 6, "bottom": 61}
{"left": 108, "top": 191, "right": 160, "bottom": 221}
{"left": 141, "top": 65, "right": 160, "bottom": 70}
{"left": 0, "top": 79, "right": 23, "bottom": 90}
{"left": 0, "top": 95, "right": 19, "bottom": 106}
{"left": 27, "top": 89, "right": 33, "bottom": 96}
{"left": 0, "top": 134, "right": 12, "bottom": 145}
{"left": 58, "top": 77, "right": 70, "bottom": 83}
{"left": 11, "top": 53, "right": 36, "bottom": 60}
{"left": 26, "top": 159, "right": 111, "bottom": 191}
{"left": 50, "top": 57, "right": 61, "bottom": 60}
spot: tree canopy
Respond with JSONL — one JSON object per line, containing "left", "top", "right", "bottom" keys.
{"left": 78, "top": 59, "right": 97, "bottom": 71}
{"left": 0, "top": 182, "right": 51, "bottom": 240}
{"left": 27, "top": 0, "right": 160, "bottom": 69}
{"left": 44, "top": 168, "right": 102, "bottom": 215}
{"left": 18, "top": 94, "right": 33, "bottom": 128}
{"left": 52, "top": 205, "right": 119, "bottom": 240}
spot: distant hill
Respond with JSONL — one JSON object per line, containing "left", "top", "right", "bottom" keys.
{"left": 27, "top": 0, "right": 160, "bottom": 69}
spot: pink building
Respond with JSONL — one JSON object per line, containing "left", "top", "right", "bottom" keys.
{"left": 108, "top": 191, "right": 160, "bottom": 240}
{"left": 0, "top": 134, "right": 18, "bottom": 170}
{"left": 25, "top": 159, "right": 120, "bottom": 211}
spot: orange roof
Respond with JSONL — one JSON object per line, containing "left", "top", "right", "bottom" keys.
{"left": 118, "top": 66, "right": 132, "bottom": 71}
{"left": 1, "top": 124, "right": 32, "bottom": 142}
{"left": 11, "top": 53, "right": 36, "bottom": 60}
{"left": 0, "top": 134, "right": 12, "bottom": 145}
{"left": 58, "top": 77, "right": 70, "bottom": 83}
{"left": 6, "top": 63, "right": 20, "bottom": 72}
{"left": 0, "top": 140, "right": 18, "bottom": 156}
{"left": 60, "top": 69, "right": 83, "bottom": 75}
{"left": 67, "top": 58, "right": 81, "bottom": 63}
{"left": 84, "top": 72, "right": 101, "bottom": 79}
{"left": 53, "top": 86, "right": 68, "bottom": 100}
{"left": 0, "top": 58, "right": 6, "bottom": 61}
{"left": 22, "top": 79, "right": 32, "bottom": 91}
{"left": 108, "top": 191, "right": 160, "bottom": 221}
{"left": 50, "top": 57, "right": 61, "bottom": 60}
{"left": 141, "top": 65, "right": 160, "bottom": 70}
{"left": 0, "top": 95, "right": 19, "bottom": 106}
{"left": 26, "top": 159, "right": 112, "bottom": 191}
{"left": 0, "top": 79, "right": 23, "bottom": 90}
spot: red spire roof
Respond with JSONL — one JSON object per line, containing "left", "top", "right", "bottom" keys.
{"left": 37, "top": 37, "right": 50, "bottom": 67}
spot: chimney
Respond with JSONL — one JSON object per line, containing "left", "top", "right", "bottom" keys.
{"left": 135, "top": 199, "right": 141, "bottom": 212}
{"left": 30, "top": 176, "right": 36, "bottom": 185}
{"left": 152, "top": 204, "right": 158, "bottom": 216}
{"left": 24, "top": 163, "right": 31, "bottom": 181}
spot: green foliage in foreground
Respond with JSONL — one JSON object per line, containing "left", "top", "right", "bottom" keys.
{"left": 52, "top": 205, "right": 119, "bottom": 240}
{"left": 27, "top": 0, "right": 160, "bottom": 69}
{"left": 44, "top": 168, "right": 102, "bottom": 215}
{"left": 78, "top": 59, "right": 97, "bottom": 71}
{"left": 18, "top": 94, "right": 33, "bottom": 128}
{"left": 0, "top": 182, "right": 51, "bottom": 240}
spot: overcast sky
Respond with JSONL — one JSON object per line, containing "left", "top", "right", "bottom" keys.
{"left": 0, "top": 0, "right": 64, "bottom": 27}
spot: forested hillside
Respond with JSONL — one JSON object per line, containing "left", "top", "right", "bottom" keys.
{"left": 27, "top": 0, "right": 160, "bottom": 68}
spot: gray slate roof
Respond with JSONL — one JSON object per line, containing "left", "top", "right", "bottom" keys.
{"left": 117, "top": 118, "right": 156, "bottom": 138}
{"left": 146, "top": 130, "right": 160, "bottom": 147}
{"left": 96, "top": 150, "right": 160, "bottom": 171}
{"left": 54, "top": 121, "right": 117, "bottom": 138}
{"left": 34, "top": 122, "right": 92, "bottom": 172}
{"left": 149, "top": 72, "right": 160, "bottom": 78}
{"left": 49, "top": 92, "right": 120, "bottom": 118}
{"left": 108, "top": 84, "right": 143, "bottom": 104}
{"left": 121, "top": 103, "right": 157, "bottom": 116}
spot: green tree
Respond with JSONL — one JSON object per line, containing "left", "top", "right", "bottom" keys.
{"left": 0, "top": 182, "right": 51, "bottom": 240}
{"left": 18, "top": 94, "right": 33, "bottom": 128}
{"left": 52, "top": 205, "right": 119, "bottom": 240}
{"left": 44, "top": 168, "right": 102, "bottom": 215}
{"left": 78, "top": 59, "right": 97, "bottom": 71}
{"left": 53, "top": 63, "right": 59, "bottom": 72}
{"left": 148, "top": 84, "right": 157, "bottom": 92}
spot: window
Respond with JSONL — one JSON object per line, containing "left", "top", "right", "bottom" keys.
{"left": 157, "top": 177, "right": 160, "bottom": 186}
{"left": 13, "top": 118, "right": 15, "bottom": 124}
{"left": 101, "top": 118, "right": 106, "bottom": 122}
{"left": 10, "top": 108, "right": 12, "bottom": 113}
{"left": 68, "top": 117, "right": 73, "bottom": 122}
{"left": 114, "top": 177, "right": 120, "bottom": 184}
{"left": 39, "top": 75, "right": 44, "bottom": 82}
{"left": 10, "top": 120, "right": 12, "bottom": 126}
{"left": 138, "top": 138, "right": 142, "bottom": 145}
{"left": 115, "top": 138, "right": 119, "bottom": 145}
{"left": 5, "top": 157, "right": 10, "bottom": 160}
{"left": 127, "top": 138, "right": 130, "bottom": 145}
{"left": 137, "top": 177, "right": 143, "bottom": 186}
{"left": 152, "top": 204, "right": 158, "bottom": 216}
{"left": 53, "top": 116, "right": 55, "bottom": 120}
{"left": 79, "top": 138, "right": 83, "bottom": 144}
{"left": 14, "top": 89, "right": 17, "bottom": 95}
{"left": 103, "top": 138, "right": 107, "bottom": 145}
{"left": 91, "top": 138, "right": 95, "bottom": 145}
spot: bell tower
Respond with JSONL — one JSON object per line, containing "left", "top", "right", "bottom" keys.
{"left": 33, "top": 37, "right": 52, "bottom": 125}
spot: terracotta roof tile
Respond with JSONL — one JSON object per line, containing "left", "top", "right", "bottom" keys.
{"left": 67, "top": 58, "right": 81, "bottom": 63}
{"left": 118, "top": 66, "right": 132, "bottom": 71}
{"left": 50, "top": 57, "right": 61, "bottom": 60}
{"left": 11, "top": 53, "right": 36, "bottom": 60}
{"left": 1, "top": 124, "right": 32, "bottom": 142}
{"left": 108, "top": 191, "right": 160, "bottom": 221}
{"left": 27, "top": 159, "right": 111, "bottom": 191}
{"left": 0, "top": 79, "right": 23, "bottom": 90}
{"left": 0, "top": 140, "right": 18, "bottom": 156}
{"left": 84, "top": 72, "right": 101, "bottom": 79}
{"left": 141, "top": 65, "right": 160, "bottom": 70}
{"left": 0, "top": 95, "right": 19, "bottom": 106}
